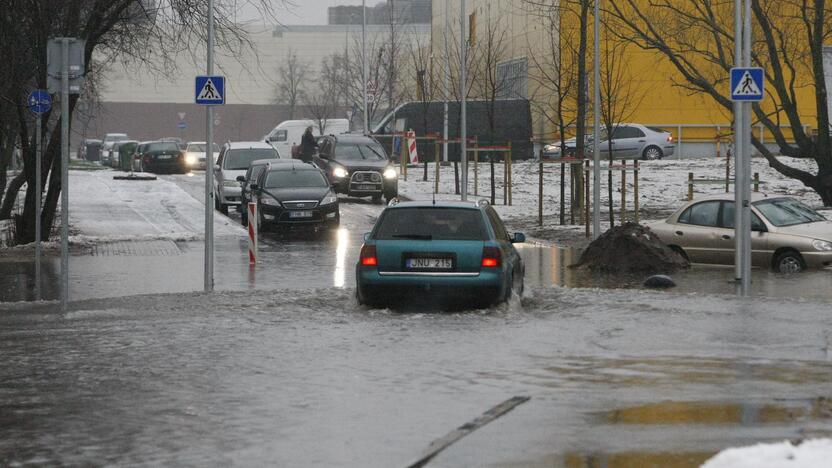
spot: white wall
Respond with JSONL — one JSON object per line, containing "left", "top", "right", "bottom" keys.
{"left": 98, "top": 24, "right": 430, "bottom": 105}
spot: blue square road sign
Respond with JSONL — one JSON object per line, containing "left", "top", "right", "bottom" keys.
{"left": 195, "top": 76, "right": 225, "bottom": 105}
{"left": 730, "top": 67, "right": 764, "bottom": 102}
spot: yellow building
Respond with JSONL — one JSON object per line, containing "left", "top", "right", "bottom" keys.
{"left": 431, "top": 0, "right": 818, "bottom": 156}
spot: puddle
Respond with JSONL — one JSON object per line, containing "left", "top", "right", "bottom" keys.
{"left": 517, "top": 243, "right": 832, "bottom": 300}
{"left": 603, "top": 400, "right": 820, "bottom": 425}
{"left": 563, "top": 451, "right": 713, "bottom": 468}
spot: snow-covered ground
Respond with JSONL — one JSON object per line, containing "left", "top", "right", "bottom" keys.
{"left": 398, "top": 156, "right": 827, "bottom": 246}
{"left": 2, "top": 169, "right": 245, "bottom": 253}
{"left": 702, "top": 439, "right": 832, "bottom": 468}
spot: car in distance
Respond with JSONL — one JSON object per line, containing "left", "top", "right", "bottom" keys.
{"left": 548, "top": 124, "right": 675, "bottom": 160}
{"left": 214, "top": 141, "right": 281, "bottom": 215}
{"left": 184, "top": 141, "right": 220, "bottom": 170}
{"left": 313, "top": 134, "right": 398, "bottom": 203}
{"left": 648, "top": 193, "right": 832, "bottom": 273}
{"left": 101, "top": 133, "right": 129, "bottom": 166}
{"left": 250, "top": 160, "right": 339, "bottom": 231}
{"left": 236, "top": 158, "right": 282, "bottom": 226}
{"left": 137, "top": 140, "right": 187, "bottom": 173}
{"left": 356, "top": 199, "right": 525, "bottom": 308}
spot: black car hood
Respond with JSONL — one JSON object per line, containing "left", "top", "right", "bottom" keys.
{"left": 334, "top": 159, "right": 389, "bottom": 171}
{"left": 263, "top": 187, "right": 330, "bottom": 202}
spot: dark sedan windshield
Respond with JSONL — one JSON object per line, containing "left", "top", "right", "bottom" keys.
{"left": 147, "top": 142, "right": 180, "bottom": 152}
{"left": 224, "top": 149, "right": 279, "bottom": 170}
{"left": 335, "top": 143, "right": 386, "bottom": 161}
{"left": 754, "top": 198, "right": 826, "bottom": 227}
{"left": 374, "top": 208, "right": 488, "bottom": 241}
{"left": 264, "top": 170, "right": 328, "bottom": 189}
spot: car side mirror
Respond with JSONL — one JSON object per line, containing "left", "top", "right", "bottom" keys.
{"left": 752, "top": 223, "right": 766, "bottom": 233}
{"left": 511, "top": 232, "right": 526, "bottom": 243}
{"left": 236, "top": 175, "right": 246, "bottom": 182}
{"left": 268, "top": 135, "right": 279, "bottom": 143}
{"left": 363, "top": 232, "right": 371, "bottom": 242}
{"left": 249, "top": 184, "right": 259, "bottom": 191}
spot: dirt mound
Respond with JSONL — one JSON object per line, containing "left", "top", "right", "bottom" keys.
{"left": 573, "top": 222, "right": 689, "bottom": 274}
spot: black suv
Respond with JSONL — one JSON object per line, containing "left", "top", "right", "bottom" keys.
{"left": 313, "top": 134, "right": 398, "bottom": 203}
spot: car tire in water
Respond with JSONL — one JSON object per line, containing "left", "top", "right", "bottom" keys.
{"left": 774, "top": 250, "right": 804, "bottom": 274}
{"left": 641, "top": 145, "right": 663, "bottom": 160}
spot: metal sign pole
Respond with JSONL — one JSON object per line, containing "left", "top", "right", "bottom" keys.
{"left": 733, "top": 0, "right": 744, "bottom": 283}
{"left": 740, "top": 0, "right": 753, "bottom": 295}
{"left": 460, "top": 0, "right": 468, "bottom": 201}
{"left": 35, "top": 113, "right": 42, "bottom": 300}
{"left": 362, "top": 0, "right": 368, "bottom": 134}
{"left": 443, "top": 0, "right": 449, "bottom": 163}
{"left": 592, "top": 0, "right": 601, "bottom": 238}
{"left": 204, "top": 0, "right": 215, "bottom": 292}
{"left": 60, "top": 38, "right": 70, "bottom": 312}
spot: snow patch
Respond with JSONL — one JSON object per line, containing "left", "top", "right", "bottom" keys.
{"left": 701, "top": 439, "right": 832, "bottom": 468}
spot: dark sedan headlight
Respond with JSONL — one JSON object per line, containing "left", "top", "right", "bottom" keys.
{"left": 261, "top": 197, "right": 281, "bottom": 207}
{"left": 333, "top": 167, "right": 348, "bottom": 178}
{"left": 383, "top": 167, "right": 397, "bottom": 179}
{"left": 320, "top": 190, "right": 338, "bottom": 205}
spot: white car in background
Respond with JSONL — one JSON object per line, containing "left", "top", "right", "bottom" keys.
{"left": 263, "top": 119, "right": 349, "bottom": 158}
{"left": 213, "top": 141, "right": 280, "bottom": 215}
{"left": 184, "top": 141, "right": 220, "bottom": 170}
{"left": 543, "top": 123, "right": 676, "bottom": 160}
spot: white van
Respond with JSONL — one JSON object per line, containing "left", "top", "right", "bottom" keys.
{"left": 263, "top": 119, "right": 349, "bottom": 157}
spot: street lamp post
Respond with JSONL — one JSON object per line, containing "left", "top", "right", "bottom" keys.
{"left": 460, "top": 0, "right": 467, "bottom": 201}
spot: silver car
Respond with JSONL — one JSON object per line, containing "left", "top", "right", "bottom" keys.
{"left": 543, "top": 123, "right": 676, "bottom": 160}
{"left": 648, "top": 193, "right": 832, "bottom": 273}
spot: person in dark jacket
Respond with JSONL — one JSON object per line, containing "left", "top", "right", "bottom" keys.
{"left": 299, "top": 126, "right": 318, "bottom": 163}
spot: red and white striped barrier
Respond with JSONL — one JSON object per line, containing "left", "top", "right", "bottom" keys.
{"left": 407, "top": 130, "right": 419, "bottom": 163}
{"left": 247, "top": 202, "right": 258, "bottom": 264}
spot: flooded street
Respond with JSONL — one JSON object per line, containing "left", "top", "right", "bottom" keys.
{"left": 3, "top": 172, "right": 832, "bottom": 467}
{"left": 2, "top": 288, "right": 831, "bottom": 467}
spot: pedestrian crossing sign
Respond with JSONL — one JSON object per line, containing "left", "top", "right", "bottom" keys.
{"left": 195, "top": 75, "right": 225, "bottom": 105}
{"left": 730, "top": 67, "right": 764, "bottom": 102}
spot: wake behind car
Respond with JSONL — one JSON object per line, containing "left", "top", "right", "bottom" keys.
{"left": 137, "top": 140, "right": 187, "bottom": 173}
{"left": 214, "top": 141, "right": 280, "bottom": 215}
{"left": 648, "top": 193, "right": 832, "bottom": 273}
{"left": 313, "top": 134, "right": 398, "bottom": 203}
{"left": 356, "top": 199, "right": 525, "bottom": 309}
{"left": 251, "top": 161, "right": 339, "bottom": 231}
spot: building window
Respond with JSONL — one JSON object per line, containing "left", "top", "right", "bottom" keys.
{"left": 496, "top": 58, "right": 528, "bottom": 99}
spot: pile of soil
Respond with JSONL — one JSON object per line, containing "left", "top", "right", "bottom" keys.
{"left": 573, "top": 222, "right": 690, "bottom": 274}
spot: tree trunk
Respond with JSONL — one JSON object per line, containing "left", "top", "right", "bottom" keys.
{"left": 0, "top": 172, "right": 25, "bottom": 220}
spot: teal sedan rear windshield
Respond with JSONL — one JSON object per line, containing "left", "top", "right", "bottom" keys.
{"left": 374, "top": 208, "right": 488, "bottom": 241}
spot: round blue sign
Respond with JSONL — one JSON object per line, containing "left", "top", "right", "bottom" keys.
{"left": 28, "top": 90, "right": 52, "bottom": 114}
{"left": 177, "top": 122, "right": 187, "bottom": 130}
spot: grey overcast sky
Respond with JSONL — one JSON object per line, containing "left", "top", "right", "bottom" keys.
{"left": 238, "top": 0, "right": 372, "bottom": 25}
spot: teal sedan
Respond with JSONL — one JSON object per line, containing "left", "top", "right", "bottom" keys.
{"left": 356, "top": 200, "right": 525, "bottom": 308}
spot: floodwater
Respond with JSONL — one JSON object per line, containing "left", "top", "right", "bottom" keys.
{"left": 2, "top": 226, "right": 831, "bottom": 303}
{"left": 3, "top": 180, "right": 832, "bottom": 466}
{"left": 1, "top": 286, "right": 831, "bottom": 467}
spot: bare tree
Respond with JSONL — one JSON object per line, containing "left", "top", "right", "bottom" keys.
{"left": 274, "top": 48, "right": 310, "bottom": 120}
{"left": 606, "top": 0, "right": 832, "bottom": 205}
{"left": 598, "top": 25, "right": 645, "bottom": 225}
{"left": 473, "top": 5, "right": 510, "bottom": 147}
{"left": 306, "top": 56, "right": 346, "bottom": 135}
{"left": 525, "top": 1, "right": 581, "bottom": 224}
{"left": 0, "top": 0, "right": 278, "bottom": 245}
{"left": 523, "top": 0, "right": 591, "bottom": 222}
